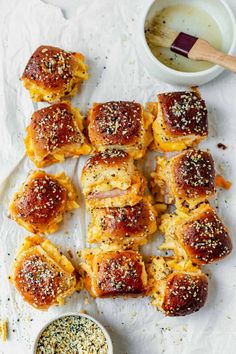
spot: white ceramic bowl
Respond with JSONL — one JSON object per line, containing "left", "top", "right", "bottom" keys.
{"left": 137, "top": 0, "right": 236, "bottom": 86}
{"left": 33, "top": 313, "right": 113, "bottom": 354}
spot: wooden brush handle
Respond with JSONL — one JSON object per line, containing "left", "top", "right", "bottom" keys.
{"left": 189, "top": 39, "right": 236, "bottom": 74}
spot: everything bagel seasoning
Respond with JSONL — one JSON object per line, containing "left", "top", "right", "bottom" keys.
{"left": 36, "top": 315, "right": 109, "bottom": 354}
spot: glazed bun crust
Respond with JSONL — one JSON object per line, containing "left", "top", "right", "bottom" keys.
{"left": 25, "top": 101, "right": 91, "bottom": 167}
{"left": 12, "top": 172, "right": 66, "bottom": 227}
{"left": 29, "top": 102, "right": 84, "bottom": 152}
{"left": 97, "top": 201, "right": 154, "bottom": 237}
{"left": 180, "top": 205, "right": 232, "bottom": 264}
{"left": 14, "top": 250, "right": 65, "bottom": 308}
{"left": 160, "top": 204, "right": 233, "bottom": 265}
{"left": 21, "top": 45, "right": 88, "bottom": 102}
{"left": 150, "top": 149, "right": 216, "bottom": 208}
{"left": 159, "top": 91, "right": 208, "bottom": 137}
{"left": 82, "top": 250, "right": 147, "bottom": 298}
{"left": 22, "top": 45, "right": 79, "bottom": 90}
{"left": 13, "top": 236, "right": 76, "bottom": 310}
{"left": 173, "top": 149, "right": 215, "bottom": 199}
{"left": 146, "top": 256, "right": 208, "bottom": 316}
{"left": 9, "top": 170, "right": 78, "bottom": 234}
{"left": 88, "top": 101, "right": 142, "bottom": 146}
{"left": 83, "top": 149, "right": 130, "bottom": 170}
{"left": 163, "top": 272, "right": 208, "bottom": 316}
{"left": 87, "top": 198, "right": 157, "bottom": 248}
{"left": 96, "top": 251, "right": 146, "bottom": 296}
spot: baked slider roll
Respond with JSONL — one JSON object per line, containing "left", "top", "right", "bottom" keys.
{"left": 146, "top": 257, "right": 208, "bottom": 316}
{"left": 160, "top": 203, "right": 232, "bottom": 265}
{"left": 151, "top": 149, "right": 215, "bottom": 209}
{"left": 87, "top": 197, "right": 157, "bottom": 249}
{"left": 87, "top": 101, "right": 153, "bottom": 159}
{"left": 21, "top": 45, "right": 88, "bottom": 102}
{"left": 9, "top": 170, "right": 78, "bottom": 234}
{"left": 148, "top": 91, "right": 208, "bottom": 152}
{"left": 81, "top": 249, "right": 147, "bottom": 297}
{"left": 12, "top": 235, "right": 77, "bottom": 310}
{"left": 25, "top": 101, "right": 91, "bottom": 167}
{"left": 81, "top": 150, "right": 146, "bottom": 209}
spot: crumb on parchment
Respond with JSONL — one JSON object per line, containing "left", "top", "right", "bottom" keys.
{"left": 0, "top": 320, "right": 8, "bottom": 342}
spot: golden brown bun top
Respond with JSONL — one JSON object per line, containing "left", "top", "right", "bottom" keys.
{"left": 21, "top": 45, "right": 79, "bottom": 89}
{"left": 158, "top": 91, "right": 208, "bottom": 136}
{"left": 89, "top": 101, "right": 142, "bottom": 145}
{"left": 181, "top": 206, "right": 232, "bottom": 264}
{"left": 13, "top": 171, "right": 67, "bottom": 226}
{"left": 173, "top": 149, "right": 215, "bottom": 198}
{"left": 96, "top": 201, "right": 154, "bottom": 237}
{"left": 83, "top": 149, "right": 130, "bottom": 170}
{"left": 96, "top": 251, "right": 146, "bottom": 296}
{"left": 29, "top": 102, "right": 84, "bottom": 152}
{"left": 14, "top": 250, "right": 72, "bottom": 308}
{"left": 163, "top": 272, "right": 208, "bottom": 316}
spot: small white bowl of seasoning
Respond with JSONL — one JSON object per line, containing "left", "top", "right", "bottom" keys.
{"left": 33, "top": 313, "right": 113, "bottom": 354}
{"left": 136, "top": 0, "right": 236, "bottom": 86}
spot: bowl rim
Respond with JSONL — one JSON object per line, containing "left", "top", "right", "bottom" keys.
{"left": 33, "top": 312, "right": 113, "bottom": 354}
{"left": 140, "top": 0, "right": 236, "bottom": 77}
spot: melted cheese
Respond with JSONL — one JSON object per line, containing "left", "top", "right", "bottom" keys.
{"left": 146, "top": 256, "right": 202, "bottom": 310}
{"left": 15, "top": 235, "right": 75, "bottom": 274}
{"left": 82, "top": 159, "right": 135, "bottom": 196}
{"left": 159, "top": 213, "right": 189, "bottom": 260}
{"left": 151, "top": 156, "right": 173, "bottom": 203}
{"left": 85, "top": 173, "right": 145, "bottom": 209}
{"left": 81, "top": 155, "right": 146, "bottom": 208}
{"left": 146, "top": 257, "right": 170, "bottom": 309}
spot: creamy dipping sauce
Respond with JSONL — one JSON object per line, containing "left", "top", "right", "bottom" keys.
{"left": 35, "top": 315, "right": 109, "bottom": 354}
{"left": 146, "top": 3, "right": 223, "bottom": 72}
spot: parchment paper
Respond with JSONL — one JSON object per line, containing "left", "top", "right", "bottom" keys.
{"left": 1, "top": 0, "right": 236, "bottom": 353}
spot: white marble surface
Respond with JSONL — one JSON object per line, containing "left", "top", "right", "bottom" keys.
{"left": 0, "top": 0, "right": 236, "bottom": 353}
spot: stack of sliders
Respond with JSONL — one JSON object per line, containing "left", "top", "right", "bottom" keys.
{"left": 9, "top": 45, "right": 90, "bottom": 310}
{"left": 147, "top": 90, "right": 232, "bottom": 316}
{"left": 80, "top": 101, "right": 157, "bottom": 298}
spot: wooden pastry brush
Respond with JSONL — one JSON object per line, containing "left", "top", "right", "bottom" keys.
{"left": 146, "top": 21, "right": 236, "bottom": 73}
